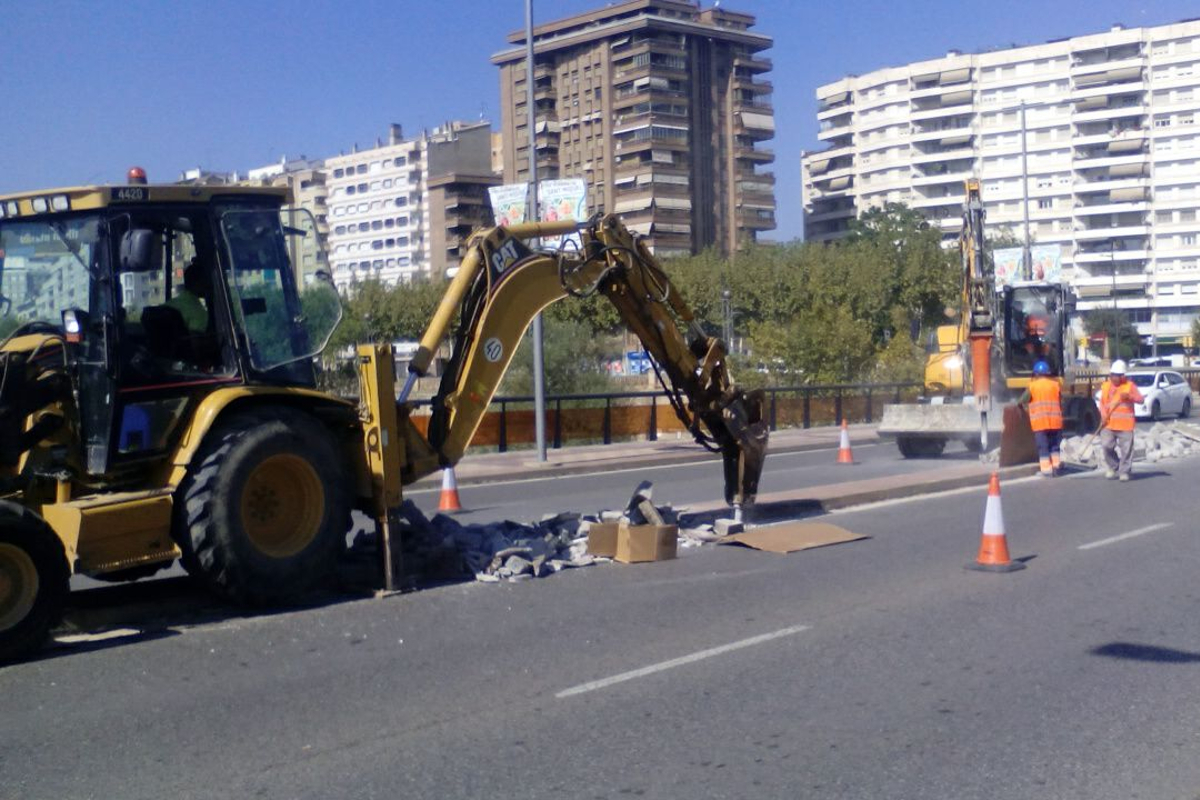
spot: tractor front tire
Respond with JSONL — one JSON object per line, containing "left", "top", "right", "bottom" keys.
{"left": 0, "top": 502, "right": 69, "bottom": 663}
{"left": 176, "top": 409, "right": 351, "bottom": 606}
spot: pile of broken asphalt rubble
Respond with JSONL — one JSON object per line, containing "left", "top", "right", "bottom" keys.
{"left": 351, "top": 420, "right": 1200, "bottom": 588}
{"left": 348, "top": 481, "right": 737, "bottom": 587}
{"left": 978, "top": 419, "right": 1200, "bottom": 466}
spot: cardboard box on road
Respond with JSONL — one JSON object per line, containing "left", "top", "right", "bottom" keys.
{"left": 586, "top": 522, "right": 620, "bottom": 557}
{"left": 615, "top": 522, "right": 678, "bottom": 563}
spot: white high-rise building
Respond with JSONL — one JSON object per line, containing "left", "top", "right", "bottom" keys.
{"left": 802, "top": 18, "right": 1200, "bottom": 350}
{"left": 325, "top": 121, "right": 495, "bottom": 289}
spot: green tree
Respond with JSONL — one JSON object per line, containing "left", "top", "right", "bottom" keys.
{"left": 871, "top": 329, "right": 926, "bottom": 384}
{"left": 843, "top": 202, "right": 957, "bottom": 341}
{"left": 987, "top": 226, "right": 1025, "bottom": 250}
{"left": 1083, "top": 308, "right": 1141, "bottom": 361}
{"left": 499, "top": 317, "right": 617, "bottom": 396}
{"left": 749, "top": 304, "right": 876, "bottom": 384}
{"left": 329, "top": 275, "right": 451, "bottom": 350}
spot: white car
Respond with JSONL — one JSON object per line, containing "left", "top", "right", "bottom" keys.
{"left": 1094, "top": 370, "right": 1194, "bottom": 420}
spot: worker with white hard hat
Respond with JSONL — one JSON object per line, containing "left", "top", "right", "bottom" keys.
{"left": 1098, "top": 359, "right": 1143, "bottom": 481}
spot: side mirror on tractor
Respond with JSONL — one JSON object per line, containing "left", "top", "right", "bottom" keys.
{"left": 119, "top": 228, "right": 158, "bottom": 272}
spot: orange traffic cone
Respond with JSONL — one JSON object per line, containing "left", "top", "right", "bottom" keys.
{"left": 438, "top": 466, "right": 463, "bottom": 512}
{"left": 966, "top": 472, "right": 1025, "bottom": 572}
{"left": 836, "top": 419, "right": 854, "bottom": 465}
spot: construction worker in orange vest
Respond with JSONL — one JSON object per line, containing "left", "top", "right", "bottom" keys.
{"left": 1098, "top": 359, "right": 1144, "bottom": 482}
{"left": 1018, "top": 359, "right": 1064, "bottom": 477}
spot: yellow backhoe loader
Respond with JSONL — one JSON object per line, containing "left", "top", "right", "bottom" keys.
{"left": 0, "top": 173, "right": 767, "bottom": 662}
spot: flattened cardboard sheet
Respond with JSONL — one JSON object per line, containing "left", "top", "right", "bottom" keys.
{"left": 721, "top": 521, "right": 867, "bottom": 554}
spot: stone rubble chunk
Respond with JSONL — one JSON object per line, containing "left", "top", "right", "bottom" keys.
{"left": 713, "top": 518, "right": 745, "bottom": 537}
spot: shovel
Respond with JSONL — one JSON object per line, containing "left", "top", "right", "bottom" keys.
{"left": 1064, "top": 406, "right": 1113, "bottom": 470}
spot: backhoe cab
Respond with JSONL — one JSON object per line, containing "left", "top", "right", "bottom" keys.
{"left": 0, "top": 175, "right": 767, "bottom": 663}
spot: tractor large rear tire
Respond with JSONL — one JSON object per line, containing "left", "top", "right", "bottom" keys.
{"left": 0, "top": 502, "right": 69, "bottom": 663}
{"left": 176, "top": 408, "right": 351, "bottom": 606}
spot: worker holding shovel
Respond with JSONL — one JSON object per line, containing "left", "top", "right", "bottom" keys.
{"left": 1098, "top": 359, "right": 1144, "bottom": 481}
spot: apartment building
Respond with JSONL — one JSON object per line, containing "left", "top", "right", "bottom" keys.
{"left": 802, "top": 18, "right": 1200, "bottom": 348}
{"left": 247, "top": 157, "right": 330, "bottom": 286}
{"left": 325, "top": 121, "right": 495, "bottom": 289}
{"left": 492, "top": 0, "right": 775, "bottom": 257}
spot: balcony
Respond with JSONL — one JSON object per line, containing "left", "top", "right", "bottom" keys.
{"left": 817, "top": 119, "right": 853, "bottom": 141}
{"left": 1071, "top": 273, "right": 1150, "bottom": 297}
{"left": 736, "top": 110, "right": 775, "bottom": 139}
{"left": 912, "top": 169, "right": 973, "bottom": 187}
{"left": 1070, "top": 55, "right": 1144, "bottom": 78}
{"left": 911, "top": 193, "right": 964, "bottom": 209}
{"left": 817, "top": 104, "right": 854, "bottom": 122}
{"left": 805, "top": 205, "right": 856, "bottom": 224}
{"left": 911, "top": 145, "right": 974, "bottom": 164}
{"left": 812, "top": 167, "right": 854, "bottom": 187}
{"left": 1072, "top": 104, "right": 1146, "bottom": 124}
{"left": 1073, "top": 248, "right": 1151, "bottom": 263}
{"left": 1073, "top": 175, "right": 1149, "bottom": 193}
{"left": 1072, "top": 128, "right": 1147, "bottom": 149}
{"left": 1071, "top": 79, "right": 1144, "bottom": 101}
{"left": 733, "top": 54, "right": 772, "bottom": 74}
{"left": 736, "top": 146, "right": 775, "bottom": 164}
{"left": 1073, "top": 152, "right": 1148, "bottom": 171}
{"left": 1074, "top": 224, "right": 1150, "bottom": 241}
{"left": 910, "top": 102, "right": 974, "bottom": 122}
{"left": 909, "top": 126, "right": 973, "bottom": 145}
{"left": 1073, "top": 201, "right": 1149, "bottom": 217}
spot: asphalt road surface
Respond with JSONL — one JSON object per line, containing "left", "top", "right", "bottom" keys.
{"left": 406, "top": 437, "right": 985, "bottom": 525}
{"left": 7, "top": 451, "right": 1200, "bottom": 799}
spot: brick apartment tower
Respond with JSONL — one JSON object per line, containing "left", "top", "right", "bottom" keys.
{"left": 492, "top": 0, "right": 775, "bottom": 257}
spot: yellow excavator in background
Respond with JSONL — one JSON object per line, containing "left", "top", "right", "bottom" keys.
{"left": 0, "top": 173, "right": 767, "bottom": 662}
{"left": 877, "top": 179, "right": 1098, "bottom": 458}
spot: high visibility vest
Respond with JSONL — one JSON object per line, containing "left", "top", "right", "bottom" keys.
{"left": 1101, "top": 380, "right": 1143, "bottom": 432}
{"left": 1028, "top": 377, "right": 1063, "bottom": 432}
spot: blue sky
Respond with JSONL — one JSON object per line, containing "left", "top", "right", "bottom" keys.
{"left": 1, "top": 0, "right": 1194, "bottom": 241}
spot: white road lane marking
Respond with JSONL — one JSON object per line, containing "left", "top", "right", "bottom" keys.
{"left": 555, "top": 624, "right": 810, "bottom": 699}
{"left": 1078, "top": 523, "right": 1173, "bottom": 550}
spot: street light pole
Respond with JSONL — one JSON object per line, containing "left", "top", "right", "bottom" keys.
{"left": 525, "top": 0, "right": 548, "bottom": 462}
{"left": 1019, "top": 101, "right": 1033, "bottom": 280}
{"left": 721, "top": 289, "right": 733, "bottom": 349}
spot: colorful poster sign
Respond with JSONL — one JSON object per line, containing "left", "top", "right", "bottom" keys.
{"left": 488, "top": 179, "right": 589, "bottom": 248}
{"left": 992, "top": 245, "right": 1063, "bottom": 288}
{"left": 488, "top": 183, "right": 529, "bottom": 227}
{"left": 537, "top": 178, "right": 588, "bottom": 250}
{"left": 1029, "top": 244, "right": 1062, "bottom": 283}
{"left": 992, "top": 247, "right": 1023, "bottom": 290}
